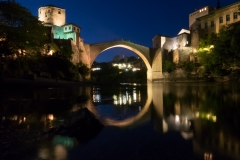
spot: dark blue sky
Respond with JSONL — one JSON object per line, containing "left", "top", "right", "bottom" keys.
{"left": 17, "top": 0, "right": 238, "bottom": 62}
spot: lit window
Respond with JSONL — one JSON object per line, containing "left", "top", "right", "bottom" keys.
{"left": 233, "top": 12, "right": 238, "bottom": 19}
{"left": 205, "top": 7, "right": 206, "bottom": 10}
{"left": 226, "top": 14, "right": 230, "bottom": 21}
{"left": 211, "top": 21, "right": 214, "bottom": 27}
{"left": 219, "top": 17, "right": 223, "bottom": 23}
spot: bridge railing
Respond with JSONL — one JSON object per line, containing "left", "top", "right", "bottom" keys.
{"left": 90, "top": 39, "right": 149, "bottom": 49}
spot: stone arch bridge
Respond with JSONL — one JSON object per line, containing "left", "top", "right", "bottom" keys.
{"left": 81, "top": 40, "right": 164, "bottom": 82}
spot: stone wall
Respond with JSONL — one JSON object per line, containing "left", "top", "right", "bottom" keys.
{"left": 38, "top": 6, "right": 66, "bottom": 26}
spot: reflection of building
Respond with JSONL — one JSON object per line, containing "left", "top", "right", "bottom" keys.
{"left": 193, "top": 119, "right": 240, "bottom": 160}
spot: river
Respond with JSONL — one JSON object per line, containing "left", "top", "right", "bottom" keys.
{"left": 1, "top": 82, "right": 240, "bottom": 160}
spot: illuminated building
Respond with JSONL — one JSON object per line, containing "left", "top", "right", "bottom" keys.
{"left": 190, "top": 1, "right": 240, "bottom": 50}
{"left": 38, "top": 5, "right": 82, "bottom": 64}
{"left": 152, "top": 29, "right": 191, "bottom": 64}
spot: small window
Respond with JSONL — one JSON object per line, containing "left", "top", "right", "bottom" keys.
{"left": 45, "top": 14, "right": 47, "bottom": 17}
{"left": 234, "top": 12, "right": 238, "bottom": 19}
{"left": 73, "top": 27, "right": 75, "bottom": 30}
{"left": 48, "top": 9, "right": 51, "bottom": 13}
{"left": 77, "top": 28, "right": 80, "bottom": 32}
{"left": 58, "top": 10, "right": 61, "bottom": 14}
{"left": 226, "top": 14, "right": 230, "bottom": 21}
{"left": 69, "top": 26, "right": 71, "bottom": 30}
{"left": 219, "top": 17, "right": 223, "bottom": 23}
{"left": 204, "top": 22, "right": 208, "bottom": 29}
{"left": 211, "top": 21, "right": 214, "bottom": 27}
{"left": 65, "top": 27, "right": 67, "bottom": 30}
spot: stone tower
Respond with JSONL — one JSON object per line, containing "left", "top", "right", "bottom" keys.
{"left": 38, "top": 5, "right": 66, "bottom": 26}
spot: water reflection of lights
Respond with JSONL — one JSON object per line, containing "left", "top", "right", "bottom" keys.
{"left": 166, "top": 115, "right": 193, "bottom": 131}
{"left": 195, "top": 111, "right": 217, "bottom": 122}
{"left": 204, "top": 152, "right": 213, "bottom": 160}
{"left": 95, "top": 90, "right": 141, "bottom": 105}
{"left": 133, "top": 90, "right": 137, "bottom": 102}
{"left": 92, "top": 87, "right": 101, "bottom": 103}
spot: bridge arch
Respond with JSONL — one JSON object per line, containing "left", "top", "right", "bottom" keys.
{"left": 89, "top": 40, "right": 153, "bottom": 81}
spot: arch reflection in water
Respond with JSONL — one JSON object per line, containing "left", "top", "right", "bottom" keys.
{"left": 92, "top": 86, "right": 141, "bottom": 105}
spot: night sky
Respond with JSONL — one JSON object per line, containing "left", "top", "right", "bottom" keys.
{"left": 16, "top": 0, "right": 238, "bottom": 62}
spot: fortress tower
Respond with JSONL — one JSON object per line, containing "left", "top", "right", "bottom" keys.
{"left": 38, "top": 5, "right": 66, "bottom": 26}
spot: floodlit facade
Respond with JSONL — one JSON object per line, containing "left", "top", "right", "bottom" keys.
{"left": 190, "top": 1, "right": 240, "bottom": 50}
{"left": 38, "top": 5, "right": 66, "bottom": 26}
{"left": 38, "top": 5, "right": 82, "bottom": 64}
{"left": 152, "top": 29, "right": 191, "bottom": 63}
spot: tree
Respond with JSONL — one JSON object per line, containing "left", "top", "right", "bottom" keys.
{"left": 113, "top": 55, "right": 120, "bottom": 62}
{"left": 163, "top": 60, "right": 176, "bottom": 74}
{"left": 197, "top": 22, "right": 240, "bottom": 77}
{"left": 0, "top": 1, "right": 48, "bottom": 57}
{"left": 76, "top": 61, "right": 90, "bottom": 80}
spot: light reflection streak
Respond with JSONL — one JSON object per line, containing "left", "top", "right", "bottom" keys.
{"left": 92, "top": 88, "right": 141, "bottom": 105}
{"left": 102, "top": 84, "right": 152, "bottom": 128}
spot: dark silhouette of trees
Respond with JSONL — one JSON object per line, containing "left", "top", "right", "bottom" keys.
{"left": 0, "top": 1, "right": 48, "bottom": 57}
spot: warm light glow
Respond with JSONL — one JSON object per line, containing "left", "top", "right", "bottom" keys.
{"left": 175, "top": 115, "right": 180, "bottom": 123}
{"left": 212, "top": 116, "right": 217, "bottom": 122}
{"left": 48, "top": 50, "right": 53, "bottom": 55}
{"left": 48, "top": 114, "right": 54, "bottom": 121}
{"left": 195, "top": 112, "right": 199, "bottom": 118}
{"left": 122, "top": 95, "right": 127, "bottom": 105}
{"left": 128, "top": 95, "right": 132, "bottom": 105}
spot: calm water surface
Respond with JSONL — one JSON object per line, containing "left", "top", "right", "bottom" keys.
{"left": 1, "top": 82, "right": 240, "bottom": 160}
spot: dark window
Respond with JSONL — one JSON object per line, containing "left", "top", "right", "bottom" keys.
{"left": 231, "top": 144, "right": 235, "bottom": 151}
{"left": 226, "top": 14, "right": 230, "bottom": 21}
{"left": 58, "top": 10, "right": 61, "bottom": 14}
{"left": 45, "top": 14, "right": 47, "bottom": 17}
{"left": 219, "top": 17, "right": 223, "bottom": 23}
{"left": 234, "top": 12, "right": 238, "bottom": 19}
{"left": 69, "top": 26, "right": 71, "bottom": 30}
{"left": 48, "top": 9, "right": 51, "bottom": 13}
{"left": 211, "top": 21, "right": 214, "bottom": 27}
{"left": 73, "top": 27, "right": 75, "bottom": 30}
{"left": 65, "top": 27, "right": 67, "bottom": 30}
{"left": 224, "top": 143, "right": 228, "bottom": 150}
{"left": 204, "top": 22, "right": 208, "bottom": 29}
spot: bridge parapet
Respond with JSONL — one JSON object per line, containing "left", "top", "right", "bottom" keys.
{"left": 91, "top": 39, "right": 149, "bottom": 49}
